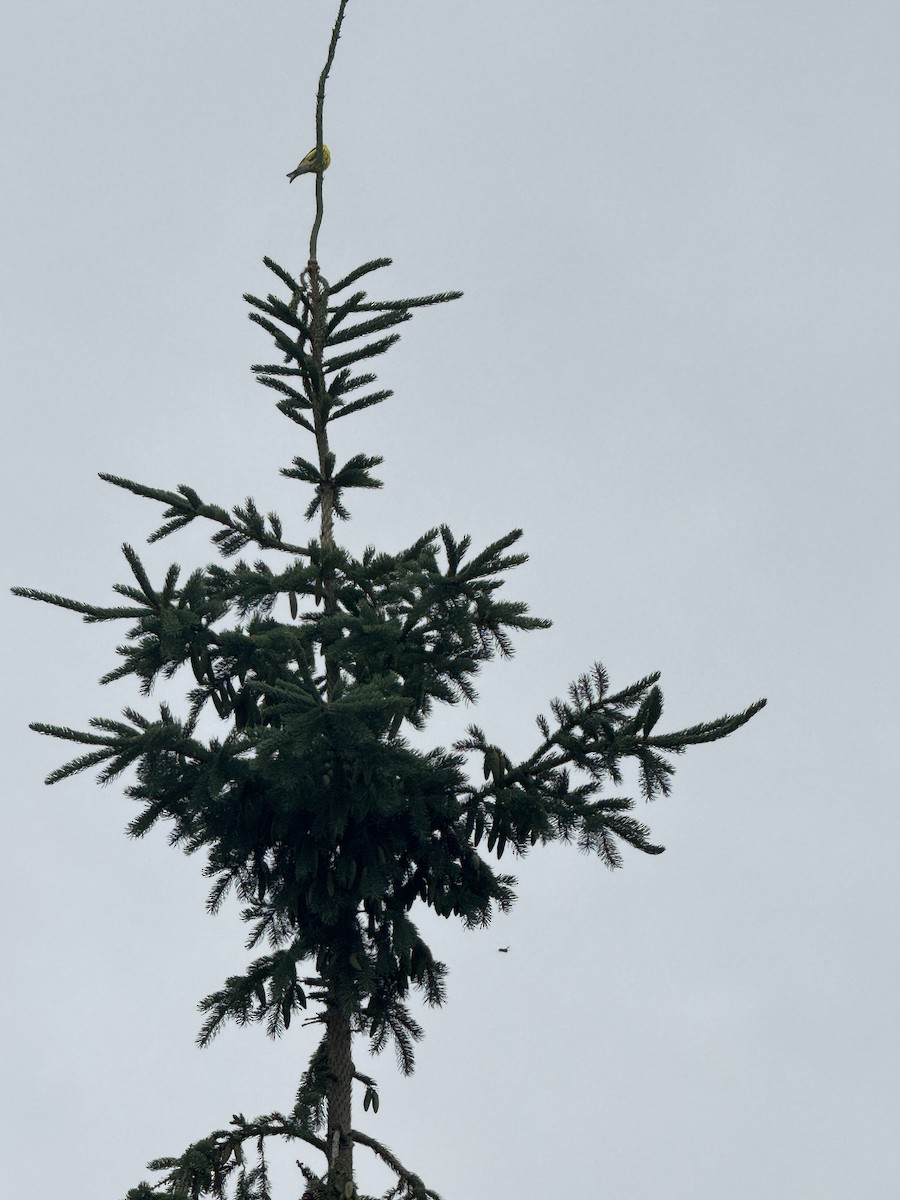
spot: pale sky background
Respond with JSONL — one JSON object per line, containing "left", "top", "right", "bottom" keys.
{"left": 2, "top": 2, "right": 898, "bottom": 1197}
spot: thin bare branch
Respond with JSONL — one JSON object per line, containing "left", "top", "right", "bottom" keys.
{"left": 310, "top": 0, "right": 351, "bottom": 263}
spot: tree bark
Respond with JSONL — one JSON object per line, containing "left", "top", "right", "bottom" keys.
{"left": 326, "top": 1003, "right": 354, "bottom": 1192}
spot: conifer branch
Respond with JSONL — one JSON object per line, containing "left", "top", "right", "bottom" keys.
{"left": 350, "top": 1130, "right": 442, "bottom": 1200}
{"left": 349, "top": 293, "right": 464, "bottom": 311}
{"left": 10, "top": 585, "right": 144, "bottom": 623}
{"left": 131, "top": 1112, "right": 329, "bottom": 1200}
{"left": 98, "top": 473, "right": 310, "bottom": 555}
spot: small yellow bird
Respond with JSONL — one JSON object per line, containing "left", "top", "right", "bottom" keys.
{"left": 287, "top": 145, "right": 331, "bottom": 182}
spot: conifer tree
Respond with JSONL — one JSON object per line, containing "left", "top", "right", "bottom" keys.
{"left": 14, "top": 5, "right": 765, "bottom": 1198}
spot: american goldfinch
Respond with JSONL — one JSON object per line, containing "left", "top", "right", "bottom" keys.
{"left": 287, "top": 145, "right": 331, "bottom": 182}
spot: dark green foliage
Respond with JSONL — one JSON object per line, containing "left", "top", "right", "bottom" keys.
{"left": 14, "top": 250, "right": 764, "bottom": 1199}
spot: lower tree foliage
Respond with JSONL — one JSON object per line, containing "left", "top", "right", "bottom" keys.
{"left": 14, "top": 9, "right": 764, "bottom": 1198}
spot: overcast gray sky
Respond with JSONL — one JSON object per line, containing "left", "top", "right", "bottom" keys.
{"left": 3, "top": 2, "right": 898, "bottom": 1197}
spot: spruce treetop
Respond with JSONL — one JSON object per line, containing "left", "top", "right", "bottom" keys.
{"left": 13, "top": 4, "right": 765, "bottom": 1198}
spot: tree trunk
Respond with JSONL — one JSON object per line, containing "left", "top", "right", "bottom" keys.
{"left": 314, "top": 248, "right": 353, "bottom": 1196}
{"left": 326, "top": 1003, "right": 354, "bottom": 1193}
